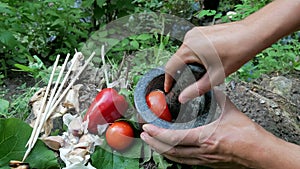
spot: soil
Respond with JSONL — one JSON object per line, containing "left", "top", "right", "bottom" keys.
{"left": 226, "top": 72, "right": 300, "bottom": 145}
{"left": 1, "top": 71, "right": 299, "bottom": 168}
{"left": 0, "top": 72, "right": 38, "bottom": 102}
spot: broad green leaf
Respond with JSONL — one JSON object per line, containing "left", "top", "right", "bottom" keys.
{"left": 0, "top": 2, "right": 13, "bottom": 14}
{"left": 0, "top": 118, "right": 59, "bottom": 169}
{"left": 91, "top": 139, "right": 141, "bottom": 169}
{"left": 91, "top": 146, "right": 113, "bottom": 169}
{"left": 0, "top": 30, "right": 17, "bottom": 48}
{"left": 153, "top": 151, "right": 172, "bottom": 169}
{"left": 0, "top": 99, "right": 9, "bottom": 117}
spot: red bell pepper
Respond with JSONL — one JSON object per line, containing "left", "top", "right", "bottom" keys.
{"left": 83, "top": 88, "right": 128, "bottom": 134}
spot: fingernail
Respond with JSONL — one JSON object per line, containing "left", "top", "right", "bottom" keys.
{"left": 140, "top": 132, "right": 147, "bottom": 141}
{"left": 142, "top": 124, "right": 151, "bottom": 132}
{"left": 179, "top": 95, "right": 190, "bottom": 104}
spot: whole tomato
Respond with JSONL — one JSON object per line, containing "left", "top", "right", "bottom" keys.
{"left": 84, "top": 88, "right": 128, "bottom": 134}
{"left": 146, "top": 90, "right": 172, "bottom": 122}
{"left": 105, "top": 121, "right": 134, "bottom": 151}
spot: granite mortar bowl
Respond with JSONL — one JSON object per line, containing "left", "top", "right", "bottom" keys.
{"left": 134, "top": 64, "right": 218, "bottom": 129}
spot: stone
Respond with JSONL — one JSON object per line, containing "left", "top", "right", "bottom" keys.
{"left": 269, "top": 76, "right": 293, "bottom": 98}
{"left": 134, "top": 64, "right": 218, "bottom": 129}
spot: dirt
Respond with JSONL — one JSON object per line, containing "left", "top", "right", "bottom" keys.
{"left": 0, "top": 72, "right": 38, "bottom": 102}
{"left": 1, "top": 70, "right": 299, "bottom": 168}
{"left": 226, "top": 71, "right": 300, "bottom": 145}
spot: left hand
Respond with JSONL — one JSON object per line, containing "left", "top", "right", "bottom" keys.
{"left": 140, "top": 90, "right": 278, "bottom": 168}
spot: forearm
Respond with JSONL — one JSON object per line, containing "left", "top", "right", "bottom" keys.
{"left": 258, "top": 137, "right": 300, "bottom": 169}
{"left": 235, "top": 127, "right": 300, "bottom": 169}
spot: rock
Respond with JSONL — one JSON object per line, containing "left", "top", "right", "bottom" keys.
{"left": 266, "top": 76, "right": 293, "bottom": 98}
{"left": 226, "top": 75, "right": 300, "bottom": 145}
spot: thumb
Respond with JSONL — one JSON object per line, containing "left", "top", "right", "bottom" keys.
{"left": 178, "top": 73, "right": 211, "bottom": 103}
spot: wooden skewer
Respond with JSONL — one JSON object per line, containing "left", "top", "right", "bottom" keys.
{"left": 49, "top": 52, "right": 80, "bottom": 109}
{"left": 101, "top": 45, "right": 110, "bottom": 87}
{"left": 25, "top": 55, "right": 60, "bottom": 148}
{"left": 29, "top": 53, "right": 81, "bottom": 150}
{"left": 45, "top": 51, "right": 96, "bottom": 121}
{"left": 30, "top": 53, "right": 70, "bottom": 144}
{"left": 23, "top": 54, "right": 60, "bottom": 161}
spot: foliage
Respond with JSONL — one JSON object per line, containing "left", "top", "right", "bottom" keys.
{"left": 133, "top": 0, "right": 198, "bottom": 19}
{"left": 0, "top": 118, "right": 59, "bottom": 169}
{"left": 82, "top": 0, "right": 136, "bottom": 28}
{"left": 231, "top": 32, "right": 300, "bottom": 81}
{"left": 6, "top": 84, "right": 39, "bottom": 120}
{"left": 14, "top": 55, "right": 47, "bottom": 80}
{"left": 0, "top": 99, "right": 9, "bottom": 118}
{"left": 0, "top": 0, "right": 91, "bottom": 76}
{"left": 91, "top": 140, "right": 142, "bottom": 169}
{"left": 229, "top": 0, "right": 271, "bottom": 21}
{"left": 194, "top": 0, "right": 299, "bottom": 81}
{"left": 153, "top": 152, "right": 173, "bottom": 169}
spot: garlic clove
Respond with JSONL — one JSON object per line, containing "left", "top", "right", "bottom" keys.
{"left": 42, "top": 136, "right": 64, "bottom": 151}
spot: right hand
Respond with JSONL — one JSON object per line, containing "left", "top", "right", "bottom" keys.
{"left": 164, "top": 22, "right": 258, "bottom": 103}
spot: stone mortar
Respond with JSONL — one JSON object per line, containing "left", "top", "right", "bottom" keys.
{"left": 134, "top": 64, "right": 218, "bottom": 129}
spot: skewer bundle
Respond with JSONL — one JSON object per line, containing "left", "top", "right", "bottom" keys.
{"left": 22, "top": 51, "right": 95, "bottom": 161}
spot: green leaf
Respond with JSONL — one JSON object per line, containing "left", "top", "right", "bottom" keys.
{"left": 0, "top": 30, "right": 17, "bottom": 48}
{"left": 82, "top": 0, "right": 94, "bottom": 8}
{"left": 0, "top": 118, "right": 59, "bottom": 169}
{"left": 153, "top": 152, "right": 173, "bottom": 169}
{"left": 130, "top": 40, "right": 139, "bottom": 49}
{"left": 91, "top": 137, "right": 143, "bottom": 169}
{"left": 51, "top": 18, "right": 65, "bottom": 27}
{"left": 14, "top": 64, "right": 34, "bottom": 73}
{"left": 96, "top": 0, "right": 106, "bottom": 7}
{"left": 136, "top": 34, "right": 152, "bottom": 41}
{"left": 0, "top": 99, "right": 9, "bottom": 117}
{"left": 0, "top": 2, "right": 13, "bottom": 14}
{"left": 91, "top": 145, "right": 140, "bottom": 169}
{"left": 197, "top": 10, "right": 216, "bottom": 18}
{"left": 294, "top": 64, "right": 300, "bottom": 71}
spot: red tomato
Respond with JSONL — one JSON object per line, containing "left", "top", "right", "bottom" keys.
{"left": 84, "top": 88, "right": 128, "bottom": 134}
{"left": 106, "top": 121, "right": 134, "bottom": 151}
{"left": 146, "top": 90, "right": 172, "bottom": 122}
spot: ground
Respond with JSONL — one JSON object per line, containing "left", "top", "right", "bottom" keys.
{"left": 1, "top": 70, "right": 299, "bottom": 169}
{"left": 226, "top": 71, "right": 300, "bottom": 145}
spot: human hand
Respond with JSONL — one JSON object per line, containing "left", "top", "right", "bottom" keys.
{"left": 165, "top": 0, "right": 300, "bottom": 103}
{"left": 140, "top": 89, "right": 283, "bottom": 168}
{"left": 164, "top": 23, "right": 258, "bottom": 103}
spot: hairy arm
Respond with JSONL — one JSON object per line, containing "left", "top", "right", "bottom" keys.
{"left": 164, "top": 0, "right": 300, "bottom": 102}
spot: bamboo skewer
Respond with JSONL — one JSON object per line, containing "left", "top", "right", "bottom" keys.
{"left": 45, "top": 52, "right": 96, "bottom": 121}
{"left": 25, "top": 55, "right": 60, "bottom": 148}
{"left": 27, "top": 54, "right": 70, "bottom": 151}
{"left": 101, "top": 45, "right": 110, "bottom": 87}
{"left": 22, "top": 51, "right": 96, "bottom": 162}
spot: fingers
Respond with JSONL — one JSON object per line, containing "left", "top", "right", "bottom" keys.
{"left": 141, "top": 124, "right": 203, "bottom": 146}
{"left": 178, "top": 73, "right": 211, "bottom": 103}
{"left": 140, "top": 132, "right": 173, "bottom": 153}
{"left": 140, "top": 130, "right": 214, "bottom": 157}
{"left": 163, "top": 154, "right": 207, "bottom": 166}
{"left": 164, "top": 44, "right": 200, "bottom": 93}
